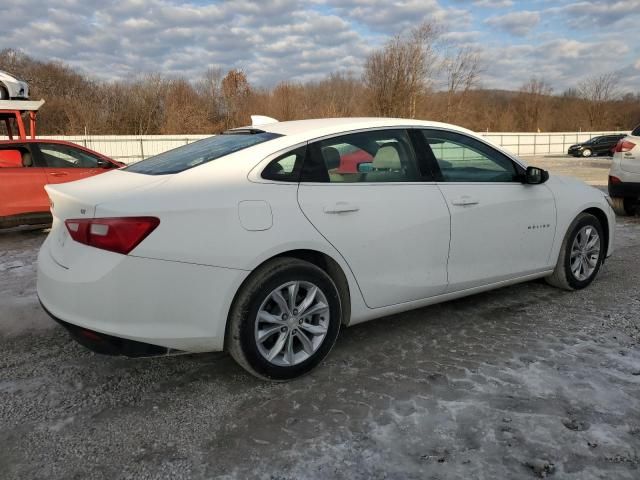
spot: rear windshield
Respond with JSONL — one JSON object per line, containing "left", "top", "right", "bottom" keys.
{"left": 632, "top": 125, "right": 640, "bottom": 137}
{"left": 125, "top": 132, "right": 282, "bottom": 175}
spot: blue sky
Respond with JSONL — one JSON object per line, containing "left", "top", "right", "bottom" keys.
{"left": 1, "top": 0, "right": 639, "bottom": 93}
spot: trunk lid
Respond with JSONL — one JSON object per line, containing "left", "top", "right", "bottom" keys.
{"left": 45, "top": 170, "right": 169, "bottom": 267}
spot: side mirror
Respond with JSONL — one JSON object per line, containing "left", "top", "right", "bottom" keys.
{"left": 357, "top": 162, "right": 373, "bottom": 173}
{"left": 97, "top": 159, "right": 113, "bottom": 169}
{"left": 524, "top": 166, "right": 549, "bottom": 185}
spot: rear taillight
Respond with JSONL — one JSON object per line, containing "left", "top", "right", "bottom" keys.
{"left": 609, "top": 175, "right": 622, "bottom": 184}
{"left": 65, "top": 217, "right": 160, "bottom": 254}
{"left": 613, "top": 140, "right": 636, "bottom": 153}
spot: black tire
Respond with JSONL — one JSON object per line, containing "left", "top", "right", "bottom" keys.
{"left": 610, "top": 197, "right": 636, "bottom": 216}
{"left": 227, "top": 258, "right": 342, "bottom": 381}
{"left": 0, "top": 85, "right": 9, "bottom": 100}
{"left": 546, "top": 213, "right": 605, "bottom": 291}
{"left": 582, "top": 148, "right": 592, "bottom": 157}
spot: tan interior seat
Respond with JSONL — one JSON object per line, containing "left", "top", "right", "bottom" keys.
{"left": 365, "top": 145, "right": 406, "bottom": 182}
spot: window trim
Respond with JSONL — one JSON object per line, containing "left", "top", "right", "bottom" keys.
{"left": 300, "top": 127, "right": 430, "bottom": 184}
{"left": 417, "top": 128, "right": 526, "bottom": 184}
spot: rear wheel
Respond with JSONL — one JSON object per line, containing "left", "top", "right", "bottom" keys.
{"left": 610, "top": 197, "right": 636, "bottom": 216}
{"left": 546, "top": 213, "right": 604, "bottom": 291}
{"left": 227, "top": 258, "right": 342, "bottom": 381}
{"left": 582, "top": 148, "right": 592, "bottom": 157}
{"left": 0, "top": 85, "right": 9, "bottom": 100}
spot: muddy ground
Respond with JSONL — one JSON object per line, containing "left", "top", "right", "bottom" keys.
{"left": 1, "top": 156, "right": 639, "bottom": 479}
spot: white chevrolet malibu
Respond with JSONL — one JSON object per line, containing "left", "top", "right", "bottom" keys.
{"left": 37, "top": 118, "right": 615, "bottom": 380}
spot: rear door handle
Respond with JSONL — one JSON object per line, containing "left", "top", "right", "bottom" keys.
{"left": 323, "top": 202, "right": 360, "bottom": 214}
{"left": 50, "top": 172, "right": 68, "bottom": 177}
{"left": 451, "top": 195, "right": 479, "bottom": 206}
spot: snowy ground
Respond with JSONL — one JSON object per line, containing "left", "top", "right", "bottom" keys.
{"left": 1, "top": 157, "right": 639, "bottom": 479}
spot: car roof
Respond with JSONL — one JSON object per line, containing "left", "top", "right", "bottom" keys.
{"left": 237, "top": 117, "right": 477, "bottom": 139}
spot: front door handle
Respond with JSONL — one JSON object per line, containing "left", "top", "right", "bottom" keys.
{"left": 324, "top": 202, "right": 360, "bottom": 214}
{"left": 451, "top": 195, "right": 479, "bottom": 206}
{"left": 49, "top": 172, "right": 68, "bottom": 177}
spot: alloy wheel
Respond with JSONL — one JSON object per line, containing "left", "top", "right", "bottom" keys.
{"left": 254, "top": 281, "right": 330, "bottom": 366}
{"left": 569, "top": 225, "right": 600, "bottom": 281}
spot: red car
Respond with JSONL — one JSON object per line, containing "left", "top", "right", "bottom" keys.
{"left": 0, "top": 139, "right": 123, "bottom": 228}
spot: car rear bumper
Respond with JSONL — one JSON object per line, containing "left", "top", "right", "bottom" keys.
{"left": 37, "top": 234, "right": 249, "bottom": 354}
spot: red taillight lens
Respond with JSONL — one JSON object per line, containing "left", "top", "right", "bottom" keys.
{"left": 614, "top": 140, "right": 636, "bottom": 153}
{"left": 65, "top": 217, "right": 160, "bottom": 254}
{"left": 609, "top": 175, "right": 622, "bottom": 184}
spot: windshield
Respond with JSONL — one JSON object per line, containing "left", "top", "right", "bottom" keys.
{"left": 125, "top": 132, "right": 282, "bottom": 175}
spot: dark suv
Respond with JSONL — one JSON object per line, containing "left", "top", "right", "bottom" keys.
{"left": 567, "top": 134, "right": 626, "bottom": 157}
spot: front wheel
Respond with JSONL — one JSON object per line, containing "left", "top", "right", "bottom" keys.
{"left": 546, "top": 213, "right": 604, "bottom": 291}
{"left": 227, "top": 258, "right": 342, "bottom": 381}
{"left": 582, "top": 148, "right": 592, "bottom": 157}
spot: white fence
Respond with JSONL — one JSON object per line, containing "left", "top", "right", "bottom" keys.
{"left": 1, "top": 131, "right": 629, "bottom": 164}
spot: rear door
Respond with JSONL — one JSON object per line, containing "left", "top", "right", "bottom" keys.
{"left": 297, "top": 128, "right": 451, "bottom": 309}
{"left": 0, "top": 144, "right": 49, "bottom": 217}
{"left": 35, "top": 142, "right": 108, "bottom": 185}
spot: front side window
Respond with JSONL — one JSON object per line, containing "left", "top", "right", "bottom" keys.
{"left": 39, "top": 144, "right": 101, "bottom": 168}
{"left": 303, "top": 129, "right": 420, "bottom": 183}
{"left": 126, "top": 132, "right": 282, "bottom": 175}
{"left": 421, "top": 130, "right": 518, "bottom": 182}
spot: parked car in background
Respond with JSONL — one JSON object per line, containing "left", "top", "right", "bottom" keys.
{"left": 567, "top": 134, "right": 626, "bottom": 157}
{"left": 0, "top": 140, "right": 123, "bottom": 228}
{"left": 37, "top": 117, "right": 615, "bottom": 381}
{"left": 608, "top": 124, "right": 640, "bottom": 215}
{"left": 0, "top": 70, "right": 29, "bottom": 100}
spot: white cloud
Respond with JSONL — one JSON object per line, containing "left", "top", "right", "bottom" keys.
{"left": 0, "top": 0, "right": 638, "bottom": 94}
{"left": 473, "top": 0, "right": 513, "bottom": 7}
{"left": 484, "top": 11, "right": 540, "bottom": 36}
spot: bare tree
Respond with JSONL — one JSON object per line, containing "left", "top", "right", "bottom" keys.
{"left": 578, "top": 73, "right": 620, "bottom": 129}
{"left": 441, "top": 47, "right": 482, "bottom": 122}
{"left": 515, "top": 77, "right": 553, "bottom": 131}
{"left": 363, "top": 22, "right": 441, "bottom": 118}
{"left": 195, "top": 67, "right": 224, "bottom": 127}
{"left": 221, "top": 69, "right": 251, "bottom": 128}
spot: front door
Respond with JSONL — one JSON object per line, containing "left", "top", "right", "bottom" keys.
{"left": 36, "top": 143, "right": 107, "bottom": 185}
{"left": 418, "top": 129, "right": 557, "bottom": 292}
{"left": 297, "top": 128, "right": 451, "bottom": 309}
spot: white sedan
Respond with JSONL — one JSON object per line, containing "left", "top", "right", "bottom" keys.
{"left": 0, "top": 70, "right": 29, "bottom": 100}
{"left": 37, "top": 118, "right": 615, "bottom": 380}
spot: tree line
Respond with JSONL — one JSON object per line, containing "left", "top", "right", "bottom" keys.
{"left": 1, "top": 22, "right": 638, "bottom": 135}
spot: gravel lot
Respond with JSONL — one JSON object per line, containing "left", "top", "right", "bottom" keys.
{"left": 1, "top": 156, "right": 639, "bottom": 479}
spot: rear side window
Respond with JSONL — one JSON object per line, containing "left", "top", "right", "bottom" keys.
{"left": 632, "top": 125, "right": 640, "bottom": 137}
{"left": 126, "top": 132, "right": 282, "bottom": 175}
{"left": 261, "top": 146, "right": 306, "bottom": 182}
